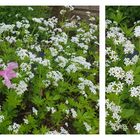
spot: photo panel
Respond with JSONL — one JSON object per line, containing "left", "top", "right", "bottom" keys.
{"left": 106, "top": 6, "right": 140, "bottom": 134}
{"left": 0, "top": 6, "right": 99, "bottom": 134}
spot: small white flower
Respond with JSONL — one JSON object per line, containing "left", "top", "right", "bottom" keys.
{"left": 83, "top": 122, "right": 92, "bottom": 131}
{"left": 0, "top": 115, "right": 4, "bottom": 123}
{"left": 46, "top": 71, "right": 63, "bottom": 86}
{"left": 66, "top": 64, "right": 79, "bottom": 73}
{"left": 134, "top": 26, "right": 140, "bottom": 37}
{"left": 130, "top": 86, "right": 140, "bottom": 98}
{"left": 15, "top": 81, "right": 28, "bottom": 95}
{"left": 71, "top": 108, "right": 77, "bottom": 118}
{"left": 28, "top": 7, "right": 34, "bottom": 11}
{"left": 78, "top": 77, "right": 97, "bottom": 94}
{"left": 32, "top": 107, "right": 38, "bottom": 116}
{"left": 134, "top": 123, "right": 140, "bottom": 133}
{"left": 32, "top": 18, "right": 44, "bottom": 23}
{"left": 108, "top": 67, "right": 125, "bottom": 80}
{"left": 60, "top": 9, "right": 66, "bottom": 15}
{"left": 125, "top": 70, "right": 134, "bottom": 85}
{"left": 49, "top": 47, "right": 58, "bottom": 57}
{"left": 55, "top": 56, "right": 68, "bottom": 68}
{"left": 60, "top": 127, "right": 69, "bottom": 134}
{"left": 106, "top": 81, "right": 124, "bottom": 94}
{"left": 23, "top": 119, "right": 29, "bottom": 124}
{"left": 71, "top": 56, "right": 91, "bottom": 69}
{"left": 8, "top": 123, "right": 20, "bottom": 134}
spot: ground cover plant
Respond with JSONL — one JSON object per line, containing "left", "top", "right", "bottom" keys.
{"left": 106, "top": 6, "right": 140, "bottom": 134}
{"left": 0, "top": 6, "right": 99, "bottom": 134}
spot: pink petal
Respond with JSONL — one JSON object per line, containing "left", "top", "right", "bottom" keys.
{"left": 0, "top": 70, "right": 5, "bottom": 76}
{"left": 0, "top": 62, "right": 18, "bottom": 88}
{"left": 6, "top": 70, "right": 17, "bottom": 79}
{"left": 7, "top": 62, "right": 18, "bottom": 70}
{"left": 4, "top": 75, "right": 12, "bottom": 88}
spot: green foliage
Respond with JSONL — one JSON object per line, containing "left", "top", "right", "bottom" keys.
{"left": 106, "top": 6, "right": 140, "bottom": 134}
{"left": 0, "top": 6, "right": 99, "bottom": 134}
{"left": 0, "top": 6, "right": 51, "bottom": 24}
{"left": 106, "top": 6, "right": 140, "bottom": 27}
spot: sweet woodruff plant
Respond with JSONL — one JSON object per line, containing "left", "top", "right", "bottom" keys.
{"left": 0, "top": 6, "right": 99, "bottom": 134}
{"left": 106, "top": 10, "right": 140, "bottom": 134}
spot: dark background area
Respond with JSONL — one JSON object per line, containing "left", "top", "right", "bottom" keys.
{"left": 0, "top": 6, "right": 99, "bottom": 24}
{"left": 106, "top": 6, "right": 140, "bottom": 27}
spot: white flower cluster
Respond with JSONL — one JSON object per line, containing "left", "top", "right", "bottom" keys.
{"left": 134, "top": 26, "right": 140, "bottom": 37}
{"left": 63, "top": 21, "right": 77, "bottom": 28}
{"left": 71, "top": 25, "right": 97, "bottom": 47}
{"left": 71, "top": 56, "right": 91, "bottom": 69}
{"left": 32, "top": 18, "right": 44, "bottom": 24}
{"left": 72, "top": 38, "right": 89, "bottom": 52}
{"left": 49, "top": 47, "right": 58, "bottom": 57}
{"left": 13, "top": 80, "right": 28, "bottom": 95}
{"left": 20, "top": 63, "right": 34, "bottom": 82}
{"left": 107, "top": 27, "right": 126, "bottom": 45}
{"left": 130, "top": 86, "right": 140, "bottom": 98}
{"left": 16, "top": 48, "right": 28, "bottom": 60}
{"left": 55, "top": 56, "right": 68, "bottom": 68}
{"left": 78, "top": 78, "right": 97, "bottom": 97}
{"left": 124, "top": 55, "right": 139, "bottom": 66}
{"left": 108, "top": 66, "right": 125, "bottom": 80}
{"left": 106, "top": 47, "right": 119, "bottom": 62}
{"left": 44, "top": 71, "right": 63, "bottom": 87}
{"left": 16, "top": 48, "right": 51, "bottom": 67}
{"left": 8, "top": 122, "right": 21, "bottom": 134}
{"left": 78, "top": 26, "right": 97, "bottom": 44}
{"left": 106, "top": 81, "right": 124, "bottom": 94}
{"left": 0, "top": 23, "right": 15, "bottom": 34}
{"left": 5, "top": 36, "right": 16, "bottom": 44}
{"left": 123, "top": 40, "right": 135, "bottom": 54}
{"left": 16, "top": 20, "right": 30, "bottom": 29}
{"left": 30, "top": 44, "right": 41, "bottom": 52}
{"left": 66, "top": 64, "right": 80, "bottom": 73}
{"left": 106, "top": 99, "right": 128, "bottom": 132}
{"left": 108, "top": 67, "right": 134, "bottom": 87}
{"left": 125, "top": 70, "right": 134, "bottom": 85}
{"left": 44, "top": 16, "right": 58, "bottom": 29}
{"left": 20, "top": 63, "right": 31, "bottom": 72}
{"left": 107, "top": 26, "right": 135, "bottom": 54}
{"left": 49, "top": 32, "right": 68, "bottom": 46}
{"left": 78, "top": 43, "right": 89, "bottom": 53}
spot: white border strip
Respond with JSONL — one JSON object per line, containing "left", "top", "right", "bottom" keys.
{"left": 99, "top": 4, "right": 105, "bottom": 135}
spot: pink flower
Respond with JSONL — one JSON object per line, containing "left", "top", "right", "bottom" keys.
{"left": 0, "top": 62, "right": 18, "bottom": 88}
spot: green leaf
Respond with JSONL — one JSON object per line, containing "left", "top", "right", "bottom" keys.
{"left": 134, "top": 75, "right": 140, "bottom": 84}
{"left": 122, "top": 109, "right": 135, "bottom": 119}
{"left": 134, "top": 66, "right": 140, "bottom": 75}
